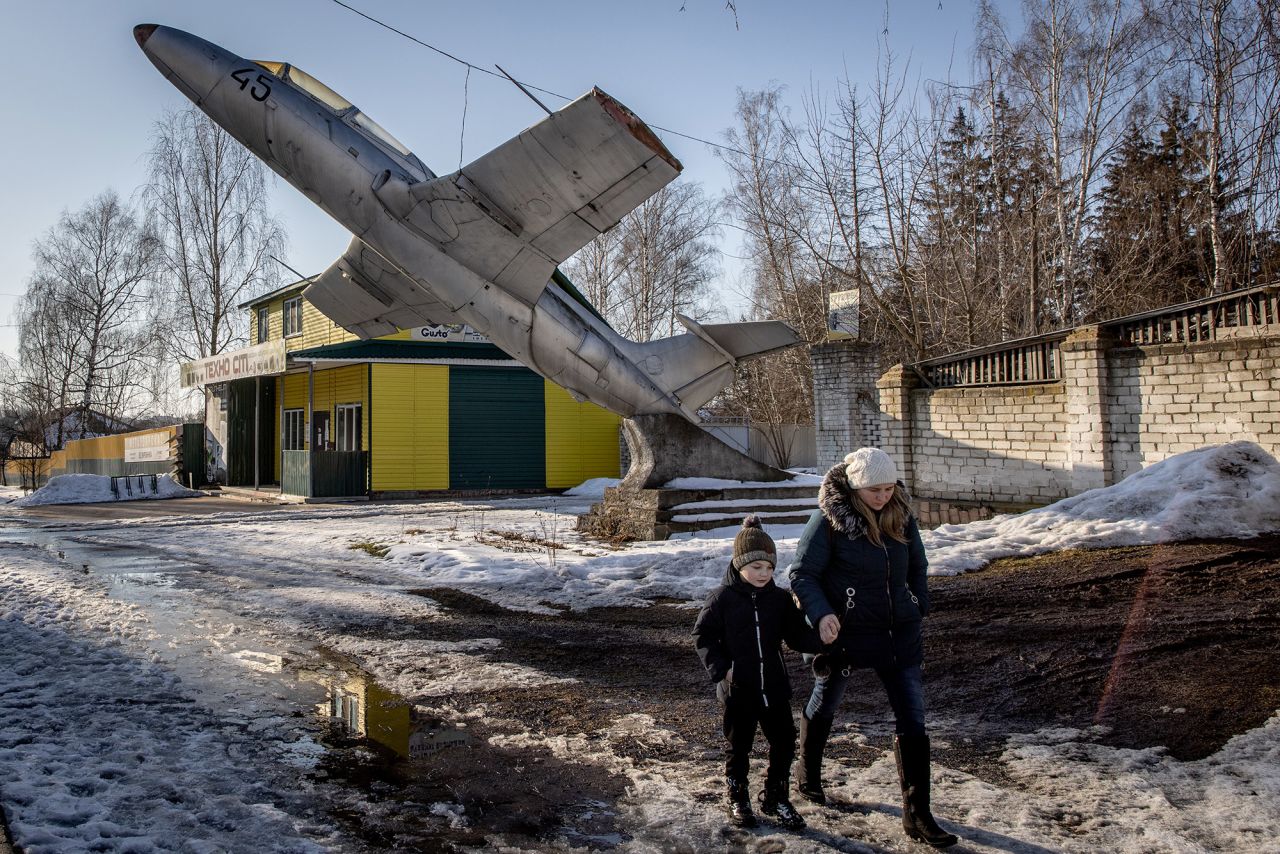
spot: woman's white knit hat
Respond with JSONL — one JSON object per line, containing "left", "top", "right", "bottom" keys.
{"left": 843, "top": 447, "right": 900, "bottom": 488}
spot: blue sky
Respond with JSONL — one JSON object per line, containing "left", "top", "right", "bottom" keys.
{"left": 0, "top": 0, "right": 1011, "bottom": 361}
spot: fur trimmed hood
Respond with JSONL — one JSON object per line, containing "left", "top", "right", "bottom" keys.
{"left": 818, "top": 463, "right": 868, "bottom": 538}
{"left": 818, "top": 462, "right": 911, "bottom": 537}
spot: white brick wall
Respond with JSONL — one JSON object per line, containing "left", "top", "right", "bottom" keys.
{"left": 906, "top": 384, "right": 1071, "bottom": 503}
{"left": 1107, "top": 339, "right": 1280, "bottom": 481}
{"left": 862, "top": 332, "right": 1280, "bottom": 506}
{"left": 812, "top": 341, "right": 881, "bottom": 471}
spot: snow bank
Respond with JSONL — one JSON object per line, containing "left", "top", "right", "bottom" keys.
{"left": 562, "top": 477, "right": 619, "bottom": 499}
{"left": 381, "top": 442, "right": 1280, "bottom": 609}
{"left": 15, "top": 473, "right": 202, "bottom": 507}
{"left": 924, "top": 441, "right": 1280, "bottom": 574}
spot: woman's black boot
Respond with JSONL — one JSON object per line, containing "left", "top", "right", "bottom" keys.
{"left": 725, "top": 776, "right": 757, "bottom": 828}
{"left": 797, "top": 713, "right": 833, "bottom": 804}
{"left": 893, "top": 734, "right": 958, "bottom": 848}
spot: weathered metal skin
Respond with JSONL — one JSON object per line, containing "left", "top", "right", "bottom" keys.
{"left": 135, "top": 24, "right": 802, "bottom": 421}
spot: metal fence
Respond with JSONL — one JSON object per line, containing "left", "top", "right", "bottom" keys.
{"left": 281, "top": 449, "right": 368, "bottom": 498}
{"left": 911, "top": 282, "right": 1279, "bottom": 388}
{"left": 1108, "top": 283, "right": 1279, "bottom": 345}
{"left": 915, "top": 332, "right": 1067, "bottom": 388}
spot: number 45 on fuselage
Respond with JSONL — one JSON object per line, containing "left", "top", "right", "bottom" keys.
{"left": 134, "top": 24, "right": 801, "bottom": 420}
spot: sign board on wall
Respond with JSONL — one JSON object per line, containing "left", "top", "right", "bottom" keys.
{"left": 124, "top": 432, "right": 170, "bottom": 463}
{"left": 827, "top": 289, "right": 860, "bottom": 340}
{"left": 180, "top": 340, "right": 288, "bottom": 388}
{"left": 409, "top": 324, "right": 489, "bottom": 344}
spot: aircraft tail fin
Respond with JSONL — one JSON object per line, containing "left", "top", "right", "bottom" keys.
{"left": 629, "top": 316, "right": 802, "bottom": 417}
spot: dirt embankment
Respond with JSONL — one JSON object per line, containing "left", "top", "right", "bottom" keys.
{"left": 419, "top": 534, "right": 1280, "bottom": 763}
{"left": 324, "top": 535, "right": 1280, "bottom": 848}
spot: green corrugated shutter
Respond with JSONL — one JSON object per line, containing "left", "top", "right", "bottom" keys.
{"left": 449, "top": 366, "right": 545, "bottom": 489}
{"left": 227, "top": 379, "right": 256, "bottom": 486}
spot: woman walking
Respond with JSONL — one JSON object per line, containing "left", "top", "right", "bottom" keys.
{"left": 788, "top": 447, "right": 957, "bottom": 848}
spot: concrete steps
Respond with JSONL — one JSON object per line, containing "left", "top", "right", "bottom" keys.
{"left": 578, "top": 483, "right": 820, "bottom": 541}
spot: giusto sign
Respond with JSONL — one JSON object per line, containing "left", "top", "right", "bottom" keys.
{"left": 180, "top": 340, "right": 288, "bottom": 388}
{"left": 410, "top": 324, "right": 490, "bottom": 344}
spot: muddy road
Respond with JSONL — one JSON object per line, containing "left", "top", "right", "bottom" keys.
{"left": 315, "top": 534, "right": 1280, "bottom": 849}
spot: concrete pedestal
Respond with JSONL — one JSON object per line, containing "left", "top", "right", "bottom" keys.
{"left": 620, "top": 414, "right": 792, "bottom": 491}
{"left": 577, "top": 414, "right": 814, "bottom": 541}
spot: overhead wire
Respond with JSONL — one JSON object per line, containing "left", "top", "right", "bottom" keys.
{"left": 327, "top": 0, "right": 776, "bottom": 166}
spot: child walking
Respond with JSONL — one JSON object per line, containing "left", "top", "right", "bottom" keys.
{"left": 693, "top": 516, "right": 818, "bottom": 829}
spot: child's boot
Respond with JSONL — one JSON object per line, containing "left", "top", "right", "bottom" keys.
{"left": 759, "top": 778, "right": 806, "bottom": 829}
{"left": 725, "top": 776, "right": 757, "bottom": 827}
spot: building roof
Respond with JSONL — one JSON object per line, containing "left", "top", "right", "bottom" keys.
{"left": 238, "top": 276, "right": 317, "bottom": 310}
{"left": 288, "top": 338, "right": 518, "bottom": 363}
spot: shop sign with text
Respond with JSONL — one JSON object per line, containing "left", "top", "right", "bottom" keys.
{"left": 410, "top": 324, "right": 489, "bottom": 344}
{"left": 180, "top": 340, "right": 288, "bottom": 387}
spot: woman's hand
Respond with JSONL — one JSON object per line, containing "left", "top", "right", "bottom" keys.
{"left": 818, "top": 614, "right": 841, "bottom": 645}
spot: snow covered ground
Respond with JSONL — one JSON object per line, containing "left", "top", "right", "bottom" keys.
{"left": 1, "top": 442, "right": 1278, "bottom": 851}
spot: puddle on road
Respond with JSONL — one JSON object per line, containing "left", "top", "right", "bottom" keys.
{"left": 1, "top": 526, "right": 628, "bottom": 850}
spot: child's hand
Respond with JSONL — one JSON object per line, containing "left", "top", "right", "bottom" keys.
{"left": 818, "top": 614, "right": 841, "bottom": 645}
{"left": 725, "top": 666, "right": 734, "bottom": 684}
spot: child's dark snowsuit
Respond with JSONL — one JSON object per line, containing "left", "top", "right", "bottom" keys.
{"left": 693, "top": 562, "right": 819, "bottom": 791}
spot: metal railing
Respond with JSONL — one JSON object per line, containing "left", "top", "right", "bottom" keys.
{"left": 1108, "top": 283, "right": 1279, "bottom": 346}
{"left": 110, "top": 474, "right": 159, "bottom": 499}
{"left": 914, "top": 331, "right": 1068, "bottom": 388}
{"left": 910, "top": 282, "right": 1279, "bottom": 388}
{"left": 281, "top": 449, "right": 368, "bottom": 498}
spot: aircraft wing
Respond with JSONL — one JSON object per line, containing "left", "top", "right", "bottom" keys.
{"left": 303, "top": 237, "right": 459, "bottom": 338}
{"left": 374, "top": 87, "right": 682, "bottom": 306}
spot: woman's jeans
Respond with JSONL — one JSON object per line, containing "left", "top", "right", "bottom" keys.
{"left": 804, "top": 663, "right": 926, "bottom": 737}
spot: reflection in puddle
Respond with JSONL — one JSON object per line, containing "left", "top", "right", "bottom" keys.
{"left": 300, "top": 664, "right": 470, "bottom": 760}
{"left": 228, "top": 649, "right": 286, "bottom": 673}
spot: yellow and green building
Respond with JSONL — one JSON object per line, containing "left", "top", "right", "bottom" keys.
{"left": 187, "top": 277, "right": 621, "bottom": 498}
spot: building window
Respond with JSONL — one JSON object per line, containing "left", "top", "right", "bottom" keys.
{"left": 256, "top": 307, "right": 269, "bottom": 344}
{"left": 283, "top": 409, "right": 305, "bottom": 450}
{"left": 336, "top": 404, "right": 362, "bottom": 452}
{"left": 283, "top": 296, "right": 303, "bottom": 338}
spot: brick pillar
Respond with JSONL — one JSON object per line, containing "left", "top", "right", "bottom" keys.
{"left": 811, "top": 341, "right": 881, "bottom": 471}
{"left": 1061, "top": 324, "right": 1115, "bottom": 493}
{"left": 876, "top": 364, "right": 919, "bottom": 493}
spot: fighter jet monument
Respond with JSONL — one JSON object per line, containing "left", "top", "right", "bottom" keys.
{"left": 135, "top": 25, "right": 803, "bottom": 488}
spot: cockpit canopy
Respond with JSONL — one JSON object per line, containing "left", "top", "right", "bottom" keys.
{"left": 253, "top": 60, "right": 427, "bottom": 176}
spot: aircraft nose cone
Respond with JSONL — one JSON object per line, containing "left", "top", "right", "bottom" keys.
{"left": 133, "top": 24, "right": 157, "bottom": 48}
{"left": 133, "top": 24, "right": 234, "bottom": 105}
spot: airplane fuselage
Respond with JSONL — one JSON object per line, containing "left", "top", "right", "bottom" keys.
{"left": 135, "top": 25, "right": 687, "bottom": 417}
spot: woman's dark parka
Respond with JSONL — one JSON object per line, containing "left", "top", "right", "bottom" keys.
{"left": 788, "top": 464, "right": 930, "bottom": 671}
{"left": 693, "top": 563, "right": 819, "bottom": 705}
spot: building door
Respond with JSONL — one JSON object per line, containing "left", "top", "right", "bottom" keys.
{"left": 256, "top": 378, "right": 276, "bottom": 485}
{"left": 228, "top": 377, "right": 278, "bottom": 487}
{"left": 226, "top": 379, "right": 256, "bottom": 486}
{"left": 312, "top": 411, "right": 332, "bottom": 451}
{"left": 448, "top": 367, "right": 545, "bottom": 489}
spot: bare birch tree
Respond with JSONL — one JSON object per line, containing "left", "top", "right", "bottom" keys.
{"left": 1162, "top": 0, "right": 1280, "bottom": 290}
{"left": 562, "top": 181, "right": 720, "bottom": 341}
{"left": 979, "top": 0, "right": 1165, "bottom": 323}
{"left": 145, "top": 104, "right": 285, "bottom": 363}
{"left": 17, "top": 191, "right": 160, "bottom": 441}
